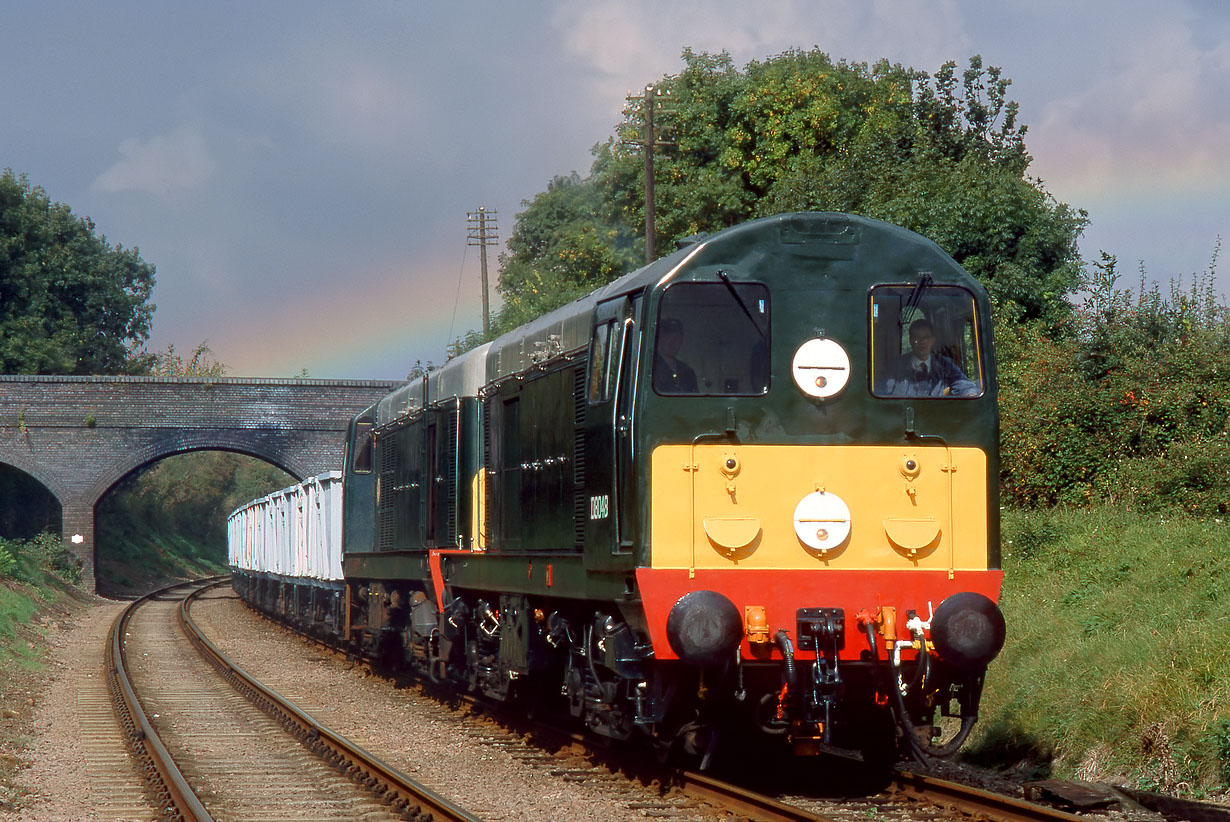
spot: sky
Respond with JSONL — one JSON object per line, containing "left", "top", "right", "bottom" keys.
{"left": 3, "top": 0, "right": 1229, "bottom": 380}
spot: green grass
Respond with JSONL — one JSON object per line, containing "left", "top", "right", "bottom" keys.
{"left": 96, "top": 521, "right": 228, "bottom": 597}
{"left": 0, "top": 584, "right": 38, "bottom": 644}
{"left": 966, "top": 505, "right": 1230, "bottom": 793}
{"left": 1, "top": 545, "right": 85, "bottom": 811}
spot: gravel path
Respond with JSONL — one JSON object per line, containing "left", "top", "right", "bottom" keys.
{"left": 0, "top": 599, "right": 158, "bottom": 822}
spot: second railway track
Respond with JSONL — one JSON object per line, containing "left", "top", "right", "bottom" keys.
{"left": 110, "top": 579, "right": 479, "bottom": 822}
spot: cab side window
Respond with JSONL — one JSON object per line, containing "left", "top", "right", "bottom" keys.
{"left": 587, "top": 320, "right": 615, "bottom": 403}
{"left": 351, "top": 420, "right": 374, "bottom": 473}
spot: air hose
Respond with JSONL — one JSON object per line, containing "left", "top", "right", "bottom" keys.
{"left": 756, "top": 630, "right": 799, "bottom": 735}
{"left": 886, "top": 628, "right": 976, "bottom": 759}
{"left": 775, "top": 629, "right": 798, "bottom": 695}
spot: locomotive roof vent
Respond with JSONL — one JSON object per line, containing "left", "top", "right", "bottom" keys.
{"left": 781, "top": 213, "right": 860, "bottom": 245}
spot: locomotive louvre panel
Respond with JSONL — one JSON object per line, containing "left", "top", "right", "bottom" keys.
{"left": 425, "top": 416, "right": 439, "bottom": 545}
{"left": 376, "top": 430, "right": 397, "bottom": 550}
{"left": 374, "top": 420, "right": 429, "bottom": 551}
{"left": 422, "top": 405, "right": 461, "bottom": 547}
{"left": 573, "top": 363, "right": 587, "bottom": 548}
{"left": 443, "top": 405, "right": 459, "bottom": 545}
{"left": 483, "top": 396, "right": 495, "bottom": 550}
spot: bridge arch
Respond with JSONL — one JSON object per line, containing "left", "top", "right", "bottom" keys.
{"left": 0, "top": 459, "right": 62, "bottom": 541}
{"left": 84, "top": 431, "right": 314, "bottom": 507}
{"left": 0, "top": 450, "right": 71, "bottom": 502}
{"left": 0, "top": 375, "right": 400, "bottom": 591}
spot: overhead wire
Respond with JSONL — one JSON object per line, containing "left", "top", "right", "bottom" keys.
{"left": 446, "top": 242, "right": 470, "bottom": 356}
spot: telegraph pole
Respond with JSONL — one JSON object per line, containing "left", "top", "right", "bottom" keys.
{"left": 467, "top": 207, "right": 498, "bottom": 336}
{"left": 626, "top": 84, "right": 673, "bottom": 263}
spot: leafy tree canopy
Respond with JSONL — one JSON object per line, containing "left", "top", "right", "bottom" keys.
{"left": 492, "top": 172, "right": 639, "bottom": 336}
{"left": 485, "top": 50, "right": 1086, "bottom": 345}
{"left": 1, "top": 169, "right": 156, "bottom": 374}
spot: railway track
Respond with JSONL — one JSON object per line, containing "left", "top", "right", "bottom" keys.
{"left": 884, "top": 770, "right": 1089, "bottom": 822}
{"left": 108, "top": 578, "right": 481, "bottom": 822}
{"left": 454, "top": 705, "right": 1096, "bottom": 822}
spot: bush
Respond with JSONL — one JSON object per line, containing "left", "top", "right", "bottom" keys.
{"left": 998, "top": 251, "right": 1230, "bottom": 514}
{"left": 0, "top": 542, "right": 15, "bottom": 578}
{"left": 0, "top": 533, "right": 82, "bottom": 586}
{"left": 1211, "top": 718, "right": 1230, "bottom": 785}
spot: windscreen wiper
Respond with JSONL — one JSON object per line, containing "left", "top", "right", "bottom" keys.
{"left": 718, "top": 270, "right": 767, "bottom": 339}
{"left": 903, "top": 272, "right": 933, "bottom": 318}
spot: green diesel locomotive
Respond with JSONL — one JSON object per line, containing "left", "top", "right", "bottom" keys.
{"left": 232, "top": 212, "right": 1006, "bottom": 765}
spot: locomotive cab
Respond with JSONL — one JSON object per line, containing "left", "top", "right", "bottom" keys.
{"left": 625, "top": 214, "right": 1005, "bottom": 761}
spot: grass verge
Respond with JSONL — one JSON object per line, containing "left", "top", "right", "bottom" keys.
{"left": 96, "top": 521, "right": 228, "bottom": 598}
{"left": 967, "top": 504, "right": 1230, "bottom": 795}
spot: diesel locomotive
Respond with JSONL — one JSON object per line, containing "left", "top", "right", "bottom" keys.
{"left": 230, "top": 212, "right": 1006, "bottom": 765}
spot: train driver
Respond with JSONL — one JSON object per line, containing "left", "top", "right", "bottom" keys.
{"left": 654, "top": 317, "right": 699, "bottom": 394}
{"left": 884, "top": 318, "right": 977, "bottom": 397}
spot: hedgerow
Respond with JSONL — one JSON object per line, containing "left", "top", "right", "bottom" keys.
{"left": 998, "top": 250, "right": 1230, "bottom": 514}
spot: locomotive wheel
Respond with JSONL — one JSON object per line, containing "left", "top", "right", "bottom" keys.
{"left": 856, "top": 708, "right": 900, "bottom": 774}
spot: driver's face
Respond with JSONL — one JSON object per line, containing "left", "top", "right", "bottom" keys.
{"left": 660, "top": 329, "right": 683, "bottom": 358}
{"left": 910, "top": 328, "right": 934, "bottom": 360}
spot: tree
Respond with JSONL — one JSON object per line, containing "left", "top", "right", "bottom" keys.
{"left": 488, "top": 50, "right": 1086, "bottom": 335}
{"left": 493, "top": 173, "right": 639, "bottom": 336}
{"left": 760, "top": 56, "right": 1084, "bottom": 327}
{"left": 0, "top": 169, "right": 156, "bottom": 374}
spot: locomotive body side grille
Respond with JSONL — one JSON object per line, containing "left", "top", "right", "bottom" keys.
{"left": 445, "top": 407, "right": 459, "bottom": 545}
{"left": 377, "top": 438, "right": 396, "bottom": 550}
{"left": 483, "top": 398, "right": 494, "bottom": 550}
{"left": 573, "top": 363, "right": 587, "bottom": 548}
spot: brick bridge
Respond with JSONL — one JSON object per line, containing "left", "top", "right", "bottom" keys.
{"left": 0, "top": 375, "right": 402, "bottom": 591}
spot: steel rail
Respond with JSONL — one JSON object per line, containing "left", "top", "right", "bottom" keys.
{"left": 420, "top": 690, "right": 838, "bottom": 822}
{"left": 108, "top": 578, "right": 220, "bottom": 822}
{"left": 892, "top": 769, "right": 1089, "bottom": 822}
{"left": 675, "top": 770, "right": 837, "bottom": 821}
{"left": 180, "top": 579, "right": 483, "bottom": 822}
